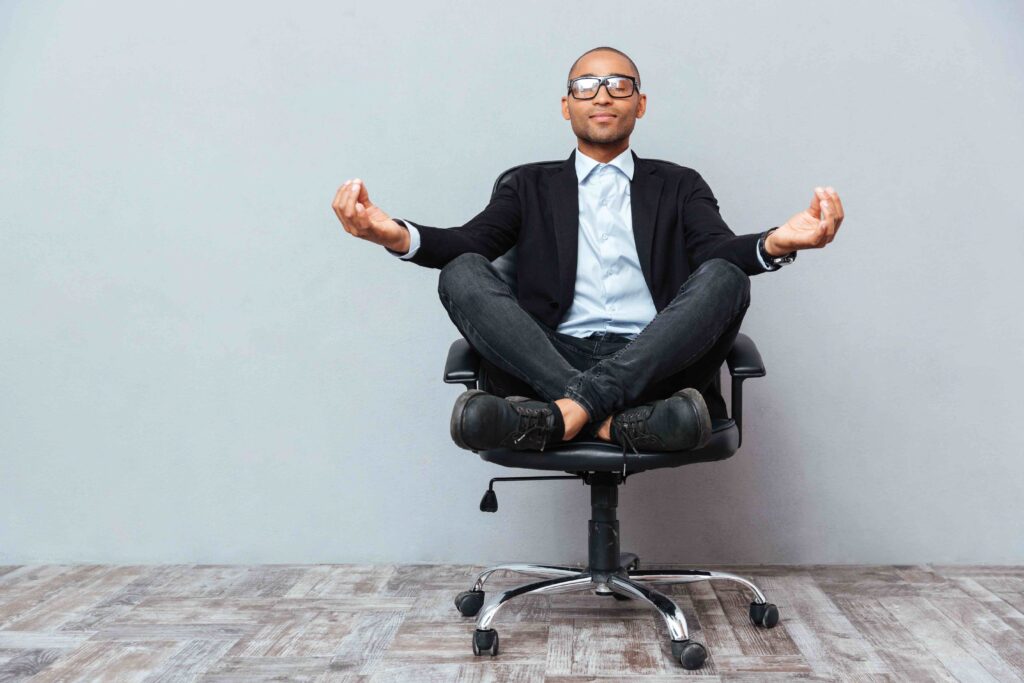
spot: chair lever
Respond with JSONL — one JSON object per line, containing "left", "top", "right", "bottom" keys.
{"left": 480, "top": 475, "right": 581, "bottom": 513}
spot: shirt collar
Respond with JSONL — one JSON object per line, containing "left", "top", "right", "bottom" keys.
{"left": 575, "top": 146, "right": 634, "bottom": 184}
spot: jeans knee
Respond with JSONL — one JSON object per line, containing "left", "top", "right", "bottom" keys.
{"left": 438, "top": 252, "right": 489, "bottom": 300}
{"left": 700, "top": 258, "right": 751, "bottom": 308}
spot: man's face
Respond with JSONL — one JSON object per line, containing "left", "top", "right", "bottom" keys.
{"left": 561, "top": 51, "right": 646, "bottom": 146}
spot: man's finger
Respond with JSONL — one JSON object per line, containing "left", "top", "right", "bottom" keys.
{"left": 357, "top": 181, "right": 374, "bottom": 210}
{"left": 332, "top": 180, "right": 350, "bottom": 211}
{"left": 826, "top": 186, "right": 844, "bottom": 228}
{"left": 349, "top": 179, "right": 364, "bottom": 218}
{"left": 819, "top": 198, "right": 836, "bottom": 243}
{"left": 333, "top": 180, "right": 352, "bottom": 226}
{"left": 815, "top": 186, "right": 836, "bottom": 243}
{"left": 343, "top": 178, "right": 362, "bottom": 221}
{"left": 808, "top": 188, "right": 822, "bottom": 219}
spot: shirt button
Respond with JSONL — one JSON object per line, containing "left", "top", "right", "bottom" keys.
{"left": 601, "top": 233, "right": 608, "bottom": 240}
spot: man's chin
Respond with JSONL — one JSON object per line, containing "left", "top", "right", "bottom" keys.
{"left": 583, "top": 129, "right": 625, "bottom": 145}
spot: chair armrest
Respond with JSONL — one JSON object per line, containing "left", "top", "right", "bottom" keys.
{"left": 444, "top": 338, "right": 480, "bottom": 388}
{"left": 725, "top": 332, "right": 765, "bottom": 449}
{"left": 726, "top": 332, "right": 766, "bottom": 378}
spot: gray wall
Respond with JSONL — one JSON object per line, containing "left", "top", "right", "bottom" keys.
{"left": 2, "top": 0, "right": 1022, "bottom": 565}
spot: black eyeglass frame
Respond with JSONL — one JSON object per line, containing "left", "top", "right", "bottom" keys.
{"left": 566, "top": 74, "right": 641, "bottom": 99}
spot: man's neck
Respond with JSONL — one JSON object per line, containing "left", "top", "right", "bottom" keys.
{"left": 577, "top": 140, "right": 629, "bottom": 163}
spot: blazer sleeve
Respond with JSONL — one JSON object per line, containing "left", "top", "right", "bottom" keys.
{"left": 681, "top": 171, "right": 773, "bottom": 276}
{"left": 396, "top": 172, "right": 522, "bottom": 270}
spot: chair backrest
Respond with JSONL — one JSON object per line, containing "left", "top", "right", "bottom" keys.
{"left": 488, "top": 160, "right": 564, "bottom": 296}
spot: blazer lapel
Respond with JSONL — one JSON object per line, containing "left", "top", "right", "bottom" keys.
{"left": 550, "top": 149, "right": 580, "bottom": 309}
{"left": 629, "top": 150, "right": 663, "bottom": 294}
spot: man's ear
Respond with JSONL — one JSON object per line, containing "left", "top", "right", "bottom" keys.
{"left": 635, "top": 94, "right": 647, "bottom": 119}
{"left": 561, "top": 96, "right": 570, "bottom": 120}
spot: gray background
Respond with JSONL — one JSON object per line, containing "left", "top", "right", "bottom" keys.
{"left": 2, "top": 0, "right": 1022, "bottom": 566}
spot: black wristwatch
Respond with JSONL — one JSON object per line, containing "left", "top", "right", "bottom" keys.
{"left": 758, "top": 227, "right": 797, "bottom": 271}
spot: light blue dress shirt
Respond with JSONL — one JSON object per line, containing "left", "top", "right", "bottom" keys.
{"left": 390, "top": 147, "right": 775, "bottom": 339}
{"left": 556, "top": 146, "right": 656, "bottom": 339}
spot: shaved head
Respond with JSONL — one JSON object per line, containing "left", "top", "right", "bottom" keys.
{"left": 567, "top": 46, "right": 640, "bottom": 87}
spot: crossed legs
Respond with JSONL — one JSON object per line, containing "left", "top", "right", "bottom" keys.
{"left": 437, "top": 252, "right": 751, "bottom": 440}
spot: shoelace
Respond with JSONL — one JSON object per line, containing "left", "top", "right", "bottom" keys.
{"left": 611, "top": 405, "right": 658, "bottom": 476}
{"left": 511, "top": 405, "right": 553, "bottom": 451}
{"left": 617, "top": 429, "right": 638, "bottom": 477}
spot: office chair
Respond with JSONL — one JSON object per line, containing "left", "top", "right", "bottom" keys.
{"left": 440, "top": 161, "right": 781, "bottom": 671}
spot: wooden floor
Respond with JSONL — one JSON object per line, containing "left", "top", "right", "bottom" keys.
{"left": 0, "top": 563, "right": 1022, "bottom": 681}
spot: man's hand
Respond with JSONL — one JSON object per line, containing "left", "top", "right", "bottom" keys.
{"left": 331, "top": 178, "right": 410, "bottom": 253}
{"left": 765, "top": 186, "right": 845, "bottom": 256}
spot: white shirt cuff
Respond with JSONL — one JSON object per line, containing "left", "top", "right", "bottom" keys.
{"left": 385, "top": 219, "right": 421, "bottom": 260}
{"left": 755, "top": 237, "right": 772, "bottom": 270}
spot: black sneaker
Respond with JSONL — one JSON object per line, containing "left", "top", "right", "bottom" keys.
{"left": 609, "top": 387, "right": 713, "bottom": 454}
{"left": 450, "top": 390, "right": 563, "bottom": 452}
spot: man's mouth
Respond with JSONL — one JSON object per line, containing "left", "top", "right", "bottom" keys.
{"left": 590, "top": 113, "right": 616, "bottom": 122}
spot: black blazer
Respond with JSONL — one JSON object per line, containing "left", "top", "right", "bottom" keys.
{"left": 400, "top": 148, "right": 775, "bottom": 330}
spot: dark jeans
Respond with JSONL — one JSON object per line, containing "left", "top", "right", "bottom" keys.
{"left": 437, "top": 252, "right": 751, "bottom": 428}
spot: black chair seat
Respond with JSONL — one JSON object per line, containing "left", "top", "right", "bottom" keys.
{"left": 444, "top": 330, "right": 766, "bottom": 474}
{"left": 477, "top": 417, "right": 739, "bottom": 474}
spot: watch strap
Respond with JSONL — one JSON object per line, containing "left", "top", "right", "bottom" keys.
{"left": 759, "top": 227, "right": 797, "bottom": 270}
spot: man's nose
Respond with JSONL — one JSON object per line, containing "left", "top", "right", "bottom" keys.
{"left": 593, "top": 83, "right": 614, "bottom": 102}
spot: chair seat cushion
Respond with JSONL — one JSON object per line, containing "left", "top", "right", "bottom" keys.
{"left": 477, "top": 418, "right": 739, "bottom": 474}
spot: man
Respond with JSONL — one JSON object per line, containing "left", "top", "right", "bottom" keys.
{"left": 332, "top": 46, "right": 844, "bottom": 458}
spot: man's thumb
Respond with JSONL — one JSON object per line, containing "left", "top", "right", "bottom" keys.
{"left": 357, "top": 182, "right": 375, "bottom": 210}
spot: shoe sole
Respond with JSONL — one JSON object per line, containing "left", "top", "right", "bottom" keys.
{"left": 677, "top": 387, "right": 713, "bottom": 449}
{"left": 450, "top": 389, "right": 489, "bottom": 451}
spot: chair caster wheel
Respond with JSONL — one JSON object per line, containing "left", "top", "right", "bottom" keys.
{"left": 671, "top": 639, "right": 707, "bottom": 670}
{"left": 472, "top": 628, "right": 499, "bottom": 656}
{"left": 749, "top": 601, "right": 780, "bottom": 628}
{"left": 454, "top": 590, "right": 485, "bottom": 617}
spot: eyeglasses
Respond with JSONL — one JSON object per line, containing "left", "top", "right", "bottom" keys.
{"left": 566, "top": 74, "right": 640, "bottom": 99}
